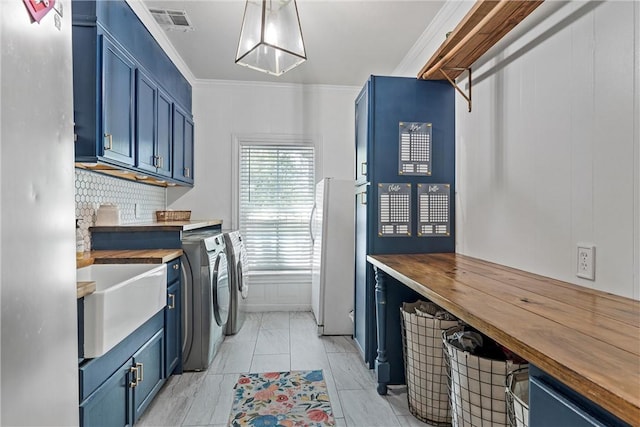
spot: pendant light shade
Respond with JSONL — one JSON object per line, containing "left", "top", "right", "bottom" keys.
{"left": 235, "top": 0, "right": 307, "bottom": 76}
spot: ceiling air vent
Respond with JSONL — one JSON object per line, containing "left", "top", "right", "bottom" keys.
{"left": 149, "top": 8, "right": 194, "bottom": 32}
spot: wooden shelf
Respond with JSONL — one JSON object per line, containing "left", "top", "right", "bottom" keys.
{"left": 418, "top": 0, "right": 544, "bottom": 81}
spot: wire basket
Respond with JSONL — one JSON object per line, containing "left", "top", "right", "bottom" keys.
{"left": 155, "top": 210, "right": 191, "bottom": 221}
{"left": 400, "top": 301, "right": 459, "bottom": 425}
{"left": 443, "top": 326, "right": 528, "bottom": 427}
{"left": 506, "top": 368, "right": 529, "bottom": 427}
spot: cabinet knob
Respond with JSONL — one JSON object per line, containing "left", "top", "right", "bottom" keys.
{"left": 168, "top": 293, "right": 175, "bottom": 309}
{"left": 173, "top": 263, "right": 179, "bottom": 270}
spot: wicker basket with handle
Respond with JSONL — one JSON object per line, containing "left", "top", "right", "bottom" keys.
{"left": 155, "top": 210, "right": 191, "bottom": 221}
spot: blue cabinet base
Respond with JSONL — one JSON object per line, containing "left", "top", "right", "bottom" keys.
{"left": 529, "top": 366, "right": 630, "bottom": 427}
{"left": 79, "top": 311, "right": 166, "bottom": 426}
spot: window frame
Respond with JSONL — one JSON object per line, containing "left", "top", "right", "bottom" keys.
{"left": 231, "top": 133, "right": 318, "bottom": 276}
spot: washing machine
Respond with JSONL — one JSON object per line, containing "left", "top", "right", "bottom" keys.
{"left": 181, "top": 230, "right": 230, "bottom": 371}
{"left": 223, "top": 230, "right": 248, "bottom": 335}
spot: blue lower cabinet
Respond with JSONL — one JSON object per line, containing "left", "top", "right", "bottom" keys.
{"left": 80, "top": 358, "right": 134, "bottom": 427}
{"left": 132, "top": 329, "right": 165, "bottom": 422}
{"left": 78, "top": 298, "right": 85, "bottom": 361}
{"left": 165, "top": 278, "right": 181, "bottom": 376}
{"left": 164, "top": 258, "right": 182, "bottom": 376}
{"left": 79, "top": 312, "right": 166, "bottom": 426}
{"left": 529, "top": 365, "right": 630, "bottom": 427}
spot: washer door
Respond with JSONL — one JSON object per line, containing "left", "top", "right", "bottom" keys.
{"left": 212, "top": 252, "right": 230, "bottom": 327}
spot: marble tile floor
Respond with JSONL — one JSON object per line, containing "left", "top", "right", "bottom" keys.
{"left": 138, "top": 311, "right": 436, "bottom": 427}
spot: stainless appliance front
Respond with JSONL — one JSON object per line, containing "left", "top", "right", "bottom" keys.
{"left": 181, "top": 231, "right": 230, "bottom": 371}
{"left": 223, "top": 230, "right": 249, "bottom": 335}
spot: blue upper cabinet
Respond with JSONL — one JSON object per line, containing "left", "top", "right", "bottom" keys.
{"left": 102, "top": 36, "right": 135, "bottom": 166}
{"left": 172, "top": 105, "right": 194, "bottom": 184}
{"left": 72, "top": 0, "right": 193, "bottom": 186}
{"left": 156, "top": 88, "right": 173, "bottom": 178}
{"left": 136, "top": 70, "right": 173, "bottom": 178}
{"left": 136, "top": 69, "right": 157, "bottom": 173}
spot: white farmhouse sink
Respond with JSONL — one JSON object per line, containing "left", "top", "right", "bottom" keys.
{"left": 78, "top": 263, "right": 167, "bottom": 358}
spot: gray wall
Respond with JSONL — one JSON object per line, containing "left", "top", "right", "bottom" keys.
{"left": 1, "top": 1, "right": 79, "bottom": 424}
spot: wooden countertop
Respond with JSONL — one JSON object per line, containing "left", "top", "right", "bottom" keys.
{"left": 90, "top": 249, "right": 183, "bottom": 264}
{"left": 76, "top": 281, "right": 96, "bottom": 299}
{"left": 76, "top": 249, "right": 183, "bottom": 298}
{"left": 367, "top": 253, "right": 640, "bottom": 426}
{"left": 89, "top": 219, "right": 222, "bottom": 232}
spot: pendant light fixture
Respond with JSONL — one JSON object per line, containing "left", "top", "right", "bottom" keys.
{"left": 235, "top": 0, "right": 307, "bottom": 76}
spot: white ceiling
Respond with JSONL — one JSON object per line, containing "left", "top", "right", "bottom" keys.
{"left": 142, "top": 0, "right": 445, "bottom": 86}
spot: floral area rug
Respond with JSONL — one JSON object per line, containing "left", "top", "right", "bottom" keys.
{"left": 229, "top": 370, "right": 335, "bottom": 427}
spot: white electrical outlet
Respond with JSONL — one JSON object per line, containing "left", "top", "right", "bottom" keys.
{"left": 577, "top": 245, "right": 595, "bottom": 280}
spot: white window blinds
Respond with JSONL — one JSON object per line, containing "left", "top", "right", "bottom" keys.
{"left": 239, "top": 144, "right": 315, "bottom": 273}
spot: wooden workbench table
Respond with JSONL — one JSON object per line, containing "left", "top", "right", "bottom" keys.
{"left": 367, "top": 253, "right": 640, "bottom": 426}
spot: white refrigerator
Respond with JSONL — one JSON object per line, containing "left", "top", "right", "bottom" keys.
{"left": 310, "top": 178, "right": 355, "bottom": 335}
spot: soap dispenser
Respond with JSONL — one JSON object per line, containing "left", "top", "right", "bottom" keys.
{"left": 76, "top": 219, "right": 85, "bottom": 259}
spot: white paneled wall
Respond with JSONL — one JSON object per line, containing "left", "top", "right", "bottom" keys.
{"left": 397, "top": 1, "right": 639, "bottom": 299}
{"left": 168, "top": 81, "right": 360, "bottom": 310}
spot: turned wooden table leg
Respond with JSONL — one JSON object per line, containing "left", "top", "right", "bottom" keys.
{"left": 374, "top": 266, "right": 389, "bottom": 395}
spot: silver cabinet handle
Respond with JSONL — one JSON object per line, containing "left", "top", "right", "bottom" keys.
{"left": 172, "top": 263, "right": 179, "bottom": 270}
{"left": 184, "top": 167, "right": 190, "bottom": 178}
{"left": 136, "top": 362, "right": 143, "bottom": 383}
{"left": 157, "top": 156, "right": 163, "bottom": 169}
{"left": 168, "top": 293, "right": 175, "bottom": 309}
{"left": 361, "top": 162, "right": 367, "bottom": 176}
{"left": 104, "top": 133, "right": 113, "bottom": 150}
{"left": 129, "top": 366, "right": 138, "bottom": 388}
{"left": 360, "top": 192, "right": 367, "bottom": 205}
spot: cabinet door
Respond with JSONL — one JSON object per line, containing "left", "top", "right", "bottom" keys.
{"left": 165, "top": 279, "right": 181, "bottom": 376}
{"left": 354, "top": 185, "right": 373, "bottom": 366}
{"left": 183, "top": 118, "right": 194, "bottom": 184}
{"left": 529, "top": 374, "right": 629, "bottom": 427}
{"left": 132, "top": 329, "right": 165, "bottom": 422}
{"left": 355, "top": 85, "right": 369, "bottom": 185}
{"left": 101, "top": 36, "right": 135, "bottom": 166}
{"left": 353, "top": 84, "right": 375, "bottom": 366}
{"left": 156, "top": 88, "right": 173, "bottom": 178}
{"left": 79, "top": 358, "right": 133, "bottom": 427}
{"left": 172, "top": 105, "right": 194, "bottom": 184}
{"left": 135, "top": 69, "right": 157, "bottom": 173}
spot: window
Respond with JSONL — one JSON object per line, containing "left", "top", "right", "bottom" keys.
{"left": 238, "top": 143, "right": 315, "bottom": 274}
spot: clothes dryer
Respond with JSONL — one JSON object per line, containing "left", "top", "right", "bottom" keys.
{"left": 181, "top": 231, "right": 230, "bottom": 370}
{"left": 223, "top": 230, "right": 248, "bottom": 335}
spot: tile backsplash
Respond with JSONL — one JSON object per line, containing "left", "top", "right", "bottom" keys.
{"left": 75, "top": 169, "right": 166, "bottom": 250}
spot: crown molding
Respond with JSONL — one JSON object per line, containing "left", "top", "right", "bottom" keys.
{"left": 393, "top": 0, "right": 474, "bottom": 77}
{"left": 125, "top": 0, "right": 197, "bottom": 84}
{"left": 192, "top": 78, "right": 360, "bottom": 93}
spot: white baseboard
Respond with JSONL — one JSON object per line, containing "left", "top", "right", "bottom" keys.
{"left": 245, "top": 304, "right": 311, "bottom": 312}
